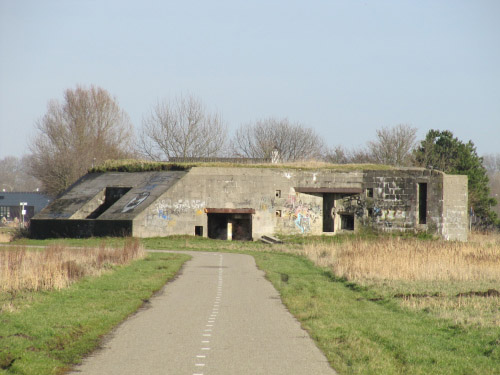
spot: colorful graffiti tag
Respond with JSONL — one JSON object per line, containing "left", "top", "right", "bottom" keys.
{"left": 294, "top": 213, "right": 311, "bottom": 233}
{"left": 283, "top": 193, "right": 321, "bottom": 233}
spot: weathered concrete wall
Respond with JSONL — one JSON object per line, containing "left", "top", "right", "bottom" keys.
{"left": 362, "top": 169, "right": 444, "bottom": 234}
{"left": 30, "top": 219, "right": 132, "bottom": 239}
{"left": 35, "top": 172, "right": 186, "bottom": 220}
{"left": 441, "top": 175, "right": 468, "bottom": 241}
{"left": 133, "top": 167, "right": 364, "bottom": 238}
{"left": 70, "top": 188, "right": 106, "bottom": 219}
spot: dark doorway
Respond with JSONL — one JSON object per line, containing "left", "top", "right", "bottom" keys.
{"left": 231, "top": 214, "right": 253, "bottom": 241}
{"left": 195, "top": 226, "right": 203, "bottom": 236}
{"left": 207, "top": 213, "right": 252, "bottom": 241}
{"left": 323, "top": 194, "right": 335, "bottom": 232}
{"left": 340, "top": 214, "right": 354, "bottom": 230}
{"left": 418, "top": 183, "right": 427, "bottom": 224}
{"left": 208, "top": 214, "right": 228, "bottom": 240}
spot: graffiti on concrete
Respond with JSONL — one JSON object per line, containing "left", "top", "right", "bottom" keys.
{"left": 283, "top": 193, "right": 321, "bottom": 233}
{"left": 122, "top": 192, "right": 150, "bottom": 213}
{"left": 157, "top": 210, "right": 172, "bottom": 221}
{"left": 259, "top": 197, "right": 276, "bottom": 212}
{"left": 143, "top": 175, "right": 175, "bottom": 191}
{"left": 341, "top": 195, "right": 365, "bottom": 218}
{"left": 294, "top": 213, "right": 311, "bottom": 233}
{"left": 155, "top": 199, "right": 206, "bottom": 217}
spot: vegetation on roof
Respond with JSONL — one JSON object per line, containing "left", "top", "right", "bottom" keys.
{"left": 88, "top": 159, "right": 396, "bottom": 173}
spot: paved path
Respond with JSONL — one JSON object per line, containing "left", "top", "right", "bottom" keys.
{"left": 70, "top": 251, "right": 336, "bottom": 375}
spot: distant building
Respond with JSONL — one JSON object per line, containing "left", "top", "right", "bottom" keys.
{"left": 0, "top": 192, "right": 52, "bottom": 225}
{"left": 30, "top": 164, "right": 468, "bottom": 241}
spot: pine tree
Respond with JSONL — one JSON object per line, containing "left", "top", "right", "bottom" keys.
{"left": 415, "top": 130, "right": 498, "bottom": 229}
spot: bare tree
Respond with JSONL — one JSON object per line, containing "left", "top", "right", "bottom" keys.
{"left": 28, "top": 85, "right": 134, "bottom": 197}
{"left": 138, "top": 95, "right": 227, "bottom": 160}
{"left": 483, "top": 153, "right": 500, "bottom": 218}
{"left": 0, "top": 156, "right": 41, "bottom": 192}
{"left": 323, "top": 145, "right": 350, "bottom": 164}
{"left": 483, "top": 153, "right": 500, "bottom": 174}
{"left": 323, "top": 145, "right": 376, "bottom": 164}
{"left": 367, "top": 124, "right": 418, "bottom": 166}
{"left": 232, "top": 118, "right": 324, "bottom": 162}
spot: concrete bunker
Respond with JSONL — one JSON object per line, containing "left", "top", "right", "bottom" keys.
{"left": 30, "top": 166, "right": 469, "bottom": 241}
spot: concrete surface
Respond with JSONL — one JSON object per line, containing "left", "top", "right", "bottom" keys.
{"left": 70, "top": 251, "right": 336, "bottom": 375}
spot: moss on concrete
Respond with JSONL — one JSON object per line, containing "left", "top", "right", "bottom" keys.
{"left": 89, "top": 159, "right": 395, "bottom": 173}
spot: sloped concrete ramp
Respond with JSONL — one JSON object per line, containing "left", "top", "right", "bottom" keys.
{"left": 70, "top": 251, "right": 335, "bottom": 375}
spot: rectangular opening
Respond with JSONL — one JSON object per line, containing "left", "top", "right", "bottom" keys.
{"left": 275, "top": 190, "right": 281, "bottom": 198}
{"left": 275, "top": 210, "right": 282, "bottom": 217}
{"left": 322, "top": 193, "right": 335, "bottom": 232}
{"left": 340, "top": 214, "right": 354, "bottom": 231}
{"left": 207, "top": 213, "right": 252, "bottom": 241}
{"left": 366, "top": 188, "right": 374, "bottom": 198}
{"left": 195, "top": 226, "right": 203, "bottom": 236}
{"left": 418, "top": 183, "right": 427, "bottom": 224}
{"left": 87, "top": 187, "right": 132, "bottom": 219}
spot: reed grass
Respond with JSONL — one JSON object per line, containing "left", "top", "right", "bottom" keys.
{"left": 298, "top": 232, "right": 500, "bottom": 327}
{"left": 0, "top": 239, "right": 145, "bottom": 293}
{"left": 302, "top": 234, "right": 500, "bottom": 283}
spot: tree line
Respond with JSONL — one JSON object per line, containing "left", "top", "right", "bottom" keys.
{"left": 1, "top": 85, "right": 498, "bottom": 229}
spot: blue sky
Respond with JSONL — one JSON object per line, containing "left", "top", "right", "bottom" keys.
{"left": 1, "top": 0, "right": 499, "bottom": 160}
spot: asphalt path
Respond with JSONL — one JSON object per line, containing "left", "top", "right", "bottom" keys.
{"left": 70, "top": 251, "right": 336, "bottom": 375}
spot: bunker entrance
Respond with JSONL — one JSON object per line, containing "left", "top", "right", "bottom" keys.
{"left": 322, "top": 193, "right": 335, "bottom": 232}
{"left": 294, "top": 188, "right": 363, "bottom": 234}
{"left": 340, "top": 213, "right": 355, "bottom": 230}
{"left": 206, "top": 208, "right": 254, "bottom": 241}
{"left": 87, "top": 187, "right": 131, "bottom": 219}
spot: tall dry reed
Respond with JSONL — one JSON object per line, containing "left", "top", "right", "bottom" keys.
{"left": 302, "top": 235, "right": 500, "bottom": 283}
{"left": 0, "top": 239, "right": 145, "bottom": 292}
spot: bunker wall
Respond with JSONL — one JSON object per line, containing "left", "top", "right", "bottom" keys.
{"left": 441, "top": 175, "right": 468, "bottom": 241}
{"left": 30, "top": 219, "right": 132, "bottom": 239}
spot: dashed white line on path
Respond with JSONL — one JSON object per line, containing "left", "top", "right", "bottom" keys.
{"left": 69, "top": 251, "right": 335, "bottom": 375}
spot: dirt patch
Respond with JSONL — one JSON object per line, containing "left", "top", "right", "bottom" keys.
{"left": 457, "top": 289, "right": 500, "bottom": 298}
{"left": 394, "top": 292, "right": 443, "bottom": 299}
{"left": 394, "top": 289, "right": 500, "bottom": 299}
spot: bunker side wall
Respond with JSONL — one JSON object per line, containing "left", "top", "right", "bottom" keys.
{"left": 441, "top": 174, "right": 468, "bottom": 241}
{"left": 362, "top": 169, "right": 444, "bottom": 234}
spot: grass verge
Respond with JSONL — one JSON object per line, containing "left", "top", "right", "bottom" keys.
{"left": 7, "top": 234, "right": 500, "bottom": 374}
{"left": 0, "top": 252, "right": 190, "bottom": 375}
{"left": 251, "top": 251, "right": 500, "bottom": 375}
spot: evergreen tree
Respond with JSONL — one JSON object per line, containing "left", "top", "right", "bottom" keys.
{"left": 415, "top": 130, "right": 497, "bottom": 229}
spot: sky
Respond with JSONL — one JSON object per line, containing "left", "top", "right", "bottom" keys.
{"left": 1, "top": 0, "right": 499, "bottom": 160}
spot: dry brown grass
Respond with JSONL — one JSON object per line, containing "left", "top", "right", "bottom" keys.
{"left": 294, "top": 232, "right": 500, "bottom": 327}
{"left": 302, "top": 234, "right": 500, "bottom": 283}
{"left": 0, "top": 239, "right": 145, "bottom": 293}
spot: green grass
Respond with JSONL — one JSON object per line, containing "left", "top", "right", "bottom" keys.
{"left": 251, "top": 252, "right": 500, "bottom": 375}
{"left": 0, "top": 252, "right": 190, "bottom": 375}
{"left": 6, "top": 234, "right": 500, "bottom": 374}
{"left": 10, "top": 235, "right": 279, "bottom": 253}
